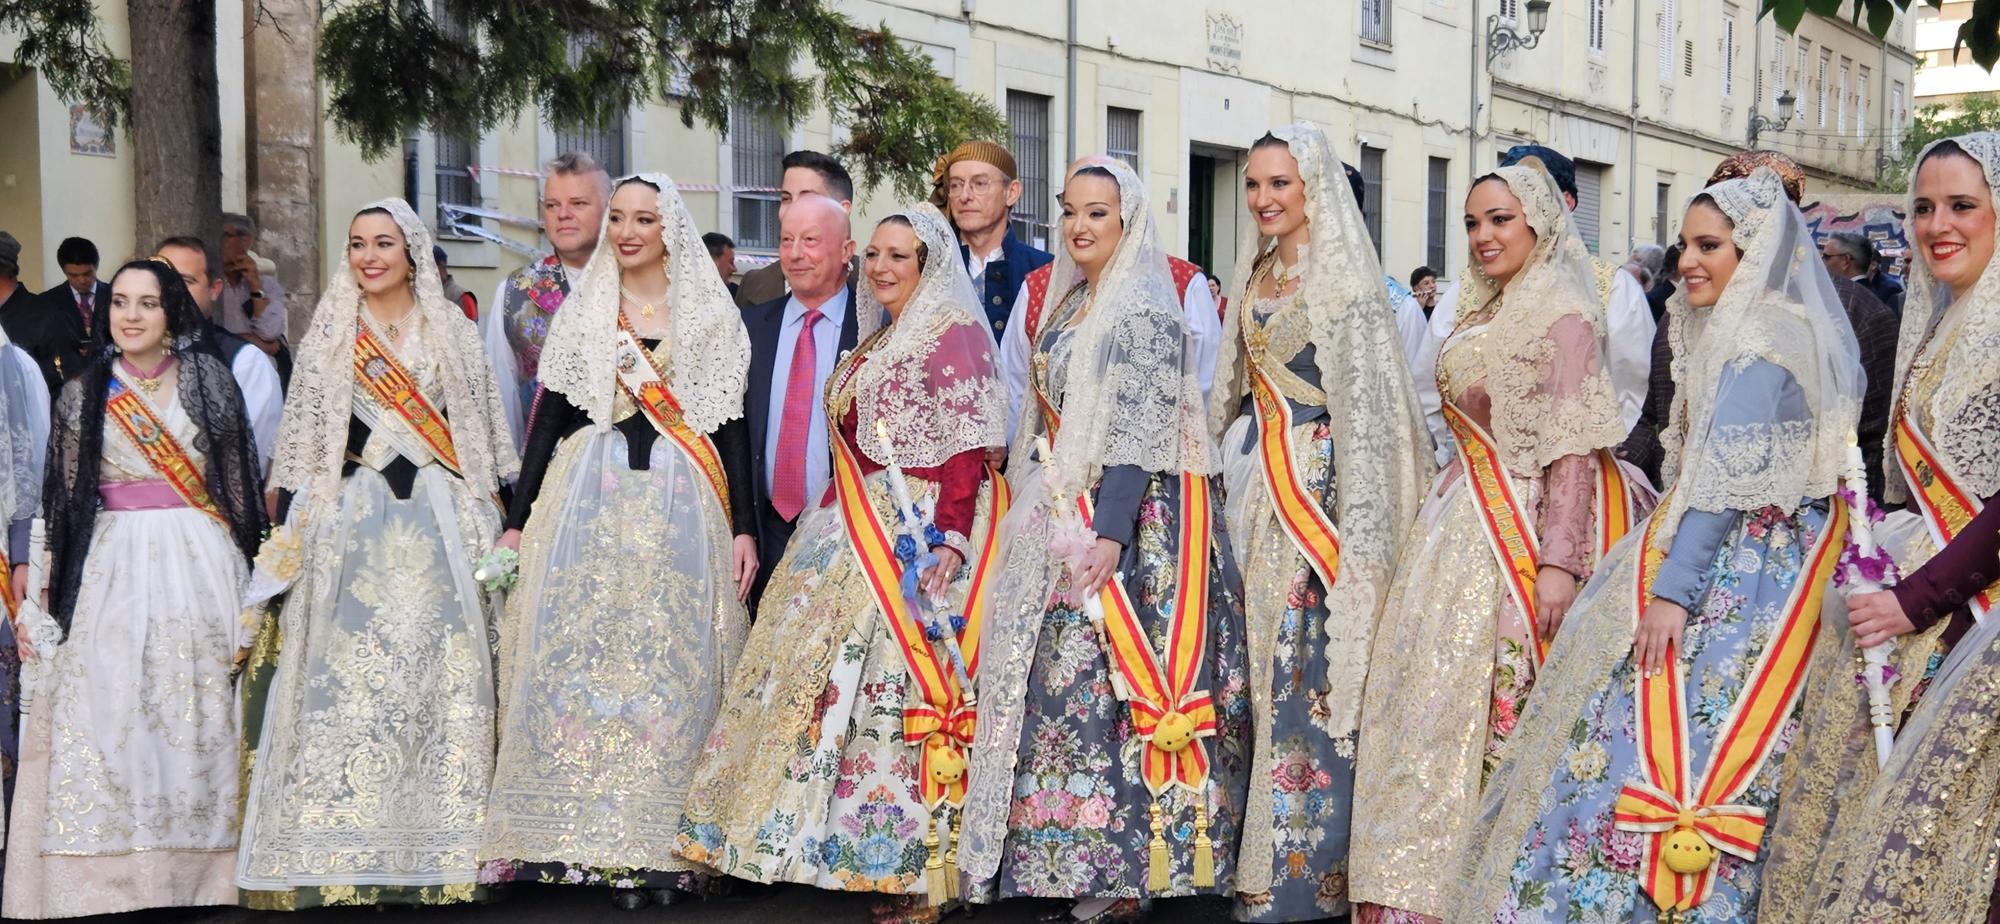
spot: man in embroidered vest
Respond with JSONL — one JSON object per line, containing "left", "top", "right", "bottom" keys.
{"left": 742, "top": 193, "right": 860, "bottom": 608}
{"left": 995, "top": 153, "right": 1218, "bottom": 445}
{"left": 156, "top": 236, "right": 285, "bottom": 479}
{"left": 483, "top": 151, "right": 610, "bottom": 451}
{"left": 733, "top": 150, "right": 860, "bottom": 310}
{"left": 932, "top": 140, "right": 1055, "bottom": 339}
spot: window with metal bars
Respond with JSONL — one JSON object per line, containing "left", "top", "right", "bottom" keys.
{"left": 1656, "top": 180, "right": 1673, "bottom": 247}
{"left": 1361, "top": 0, "right": 1391, "bottom": 44}
{"left": 432, "top": 0, "right": 479, "bottom": 232}
{"left": 1107, "top": 108, "right": 1142, "bottom": 171}
{"left": 1817, "top": 48, "right": 1830, "bottom": 128}
{"left": 1721, "top": 14, "right": 1735, "bottom": 97}
{"left": 1838, "top": 59, "right": 1850, "bottom": 133}
{"left": 552, "top": 35, "right": 627, "bottom": 177}
{"left": 1360, "top": 145, "right": 1385, "bottom": 258}
{"left": 730, "top": 101, "right": 785, "bottom": 250}
{"left": 1427, "top": 157, "right": 1449, "bottom": 272}
{"left": 1008, "top": 90, "right": 1053, "bottom": 250}
{"left": 1589, "top": 0, "right": 1607, "bottom": 55}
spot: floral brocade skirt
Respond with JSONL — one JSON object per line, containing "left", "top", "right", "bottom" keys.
{"left": 976, "top": 472, "right": 1253, "bottom": 901}
{"left": 677, "top": 469, "right": 989, "bottom": 895}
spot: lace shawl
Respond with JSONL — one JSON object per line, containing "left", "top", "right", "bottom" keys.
{"left": 1009, "top": 159, "right": 1212, "bottom": 495}
{"left": 1212, "top": 122, "right": 1434, "bottom": 746}
{"left": 270, "top": 199, "right": 518, "bottom": 519}
{"left": 1884, "top": 131, "right": 2000, "bottom": 505}
{"left": 536, "top": 172, "right": 750, "bottom": 436}
{"left": 1652, "top": 167, "right": 1862, "bottom": 551}
{"left": 1444, "top": 159, "right": 1626, "bottom": 475}
{"left": 847, "top": 203, "right": 1007, "bottom": 468}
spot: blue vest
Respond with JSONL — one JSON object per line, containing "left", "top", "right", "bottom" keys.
{"left": 961, "top": 235, "right": 1054, "bottom": 337}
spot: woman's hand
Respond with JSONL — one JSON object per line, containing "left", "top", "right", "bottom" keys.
{"left": 732, "top": 535, "right": 759, "bottom": 603}
{"left": 496, "top": 529, "right": 522, "bottom": 553}
{"left": 921, "top": 547, "right": 964, "bottom": 598}
{"left": 1073, "top": 537, "right": 1124, "bottom": 598}
{"left": 1848, "top": 591, "right": 1916, "bottom": 648}
{"left": 1633, "top": 596, "right": 1690, "bottom": 678}
{"left": 13, "top": 615, "right": 33, "bottom": 663}
{"left": 1534, "top": 565, "right": 1580, "bottom": 640}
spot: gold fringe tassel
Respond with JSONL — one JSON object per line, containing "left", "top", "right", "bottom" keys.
{"left": 942, "top": 809, "right": 962, "bottom": 902}
{"left": 1192, "top": 800, "right": 1214, "bottom": 888}
{"left": 1146, "top": 800, "right": 1170, "bottom": 894}
{"left": 924, "top": 811, "right": 946, "bottom": 906}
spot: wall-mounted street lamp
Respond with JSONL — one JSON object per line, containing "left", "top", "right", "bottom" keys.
{"left": 1486, "top": 0, "right": 1552, "bottom": 65}
{"left": 1748, "top": 90, "right": 1797, "bottom": 145}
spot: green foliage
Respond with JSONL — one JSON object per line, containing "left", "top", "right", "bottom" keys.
{"left": 318, "top": 0, "right": 1004, "bottom": 201}
{"left": 1881, "top": 95, "right": 2000, "bottom": 189}
{"left": 0, "top": 0, "right": 131, "bottom": 128}
{"left": 1761, "top": 0, "right": 1999, "bottom": 70}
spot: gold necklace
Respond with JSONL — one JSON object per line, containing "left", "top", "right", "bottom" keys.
{"left": 373, "top": 303, "right": 417, "bottom": 341}
{"left": 621, "top": 281, "right": 671, "bottom": 320}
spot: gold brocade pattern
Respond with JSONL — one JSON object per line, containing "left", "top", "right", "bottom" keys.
{"left": 1349, "top": 475, "right": 1529, "bottom": 917}
{"left": 481, "top": 414, "right": 746, "bottom": 871}
{"left": 1241, "top": 296, "right": 1326, "bottom": 407}
{"left": 677, "top": 467, "right": 992, "bottom": 891}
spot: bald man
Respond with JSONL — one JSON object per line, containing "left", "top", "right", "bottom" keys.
{"left": 996, "top": 154, "right": 1220, "bottom": 443}
{"left": 742, "top": 193, "right": 860, "bottom": 606}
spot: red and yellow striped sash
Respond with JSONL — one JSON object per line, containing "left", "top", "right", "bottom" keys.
{"left": 1442, "top": 401, "right": 1549, "bottom": 661}
{"left": 1597, "top": 450, "right": 1636, "bottom": 558}
{"left": 353, "top": 325, "right": 462, "bottom": 476}
{"left": 1248, "top": 365, "right": 1340, "bottom": 591}
{"left": 1078, "top": 473, "right": 1219, "bottom": 889}
{"left": 105, "top": 375, "right": 227, "bottom": 527}
{"left": 613, "top": 315, "right": 731, "bottom": 513}
{"left": 1614, "top": 496, "right": 1845, "bottom": 914}
{"left": 1894, "top": 413, "right": 1998, "bottom": 623}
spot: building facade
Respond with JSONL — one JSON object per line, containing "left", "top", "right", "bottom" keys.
{"left": 1913, "top": 0, "right": 1999, "bottom": 117}
{"left": 3, "top": 0, "right": 1915, "bottom": 323}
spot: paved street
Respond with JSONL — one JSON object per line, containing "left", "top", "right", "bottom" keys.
{"left": 80, "top": 887, "right": 1240, "bottom": 924}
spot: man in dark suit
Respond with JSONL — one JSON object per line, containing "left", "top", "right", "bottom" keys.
{"left": 0, "top": 232, "right": 88, "bottom": 394}
{"left": 40, "top": 237, "right": 111, "bottom": 340}
{"left": 735, "top": 150, "right": 861, "bottom": 310}
{"left": 741, "top": 193, "right": 860, "bottom": 608}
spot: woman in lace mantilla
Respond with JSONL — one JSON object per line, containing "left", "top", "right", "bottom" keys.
{"left": 676, "top": 204, "right": 1006, "bottom": 922}
{"left": 235, "top": 200, "right": 517, "bottom": 909}
{"left": 1448, "top": 167, "right": 1860, "bottom": 924}
{"left": 1350, "top": 159, "right": 1650, "bottom": 924}
{"left": 955, "top": 160, "right": 1251, "bottom": 922}
{"left": 477, "top": 174, "right": 754, "bottom": 909}
{"left": 1208, "top": 125, "right": 1432, "bottom": 923}
{"left": 1759, "top": 133, "right": 2000, "bottom": 924}
{"left": 6, "top": 260, "right": 267, "bottom": 918}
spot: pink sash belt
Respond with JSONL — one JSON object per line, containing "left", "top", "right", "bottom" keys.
{"left": 99, "top": 480, "right": 189, "bottom": 511}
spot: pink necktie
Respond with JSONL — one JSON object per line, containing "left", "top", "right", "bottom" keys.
{"left": 771, "top": 307, "right": 823, "bottom": 521}
{"left": 77, "top": 290, "right": 90, "bottom": 333}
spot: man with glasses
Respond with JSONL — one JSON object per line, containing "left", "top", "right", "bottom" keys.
{"left": 932, "top": 140, "right": 1053, "bottom": 338}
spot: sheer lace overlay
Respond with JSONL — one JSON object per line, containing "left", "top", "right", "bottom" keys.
{"left": 849, "top": 204, "right": 1007, "bottom": 469}
{"left": 1445, "top": 160, "right": 1625, "bottom": 476}
{"left": 537, "top": 173, "right": 750, "bottom": 437}
{"left": 1006, "top": 160, "right": 1211, "bottom": 495}
{"left": 1652, "top": 167, "right": 1862, "bottom": 549}
{"left": 1210, "top": 122, "right": 1434, "bottom": 894}
{"left": 272, "top": 199, "right": 518, "bottom": 521}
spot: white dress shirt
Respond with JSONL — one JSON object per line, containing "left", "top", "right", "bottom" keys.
{"left": 230, "top": 347, "right": 283, "bottom": 475}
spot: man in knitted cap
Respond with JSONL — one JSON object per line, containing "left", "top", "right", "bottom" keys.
{"left": 934, "top": 139, "right": 1053, "bottom": 337}
{"left": 1617, "top": 149, "right": 1899, "bottom": 499}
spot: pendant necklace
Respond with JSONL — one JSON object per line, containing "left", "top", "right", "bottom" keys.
{"left": 622, "top": 279, "right": 671, "bottom": 321}
{"left": 121, "top": 354, "right": 175, "bottom": 395}
{"left": 375, "top": 303, "right": 418, "bottom": 342}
